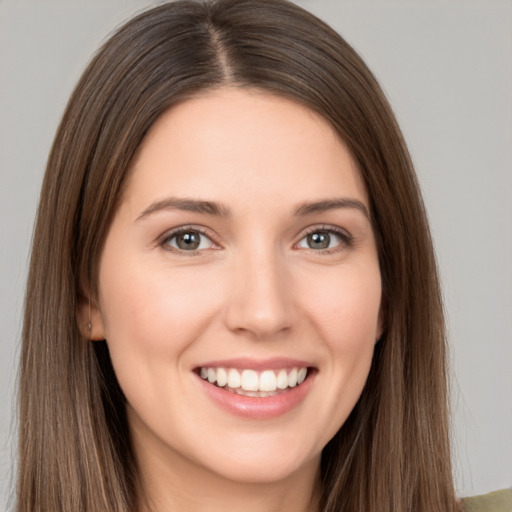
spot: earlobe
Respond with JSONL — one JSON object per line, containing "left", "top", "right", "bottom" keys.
{"left": 76, "top": 293, "right": 106, "bottom": 341}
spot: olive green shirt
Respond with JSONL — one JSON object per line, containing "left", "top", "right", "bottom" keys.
{"left": 463, "top": 489, "right": 512, "bottom": 512}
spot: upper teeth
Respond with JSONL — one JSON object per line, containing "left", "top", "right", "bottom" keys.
{"left": 199, "top": 367, "right": 308, "bottom": 392}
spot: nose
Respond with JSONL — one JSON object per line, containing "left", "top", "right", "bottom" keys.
{"left": 224, "top": 249, "right": 295, "bottom": 339}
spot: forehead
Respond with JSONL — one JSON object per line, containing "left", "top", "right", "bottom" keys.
{"left": 124, "top": 87, "right": 368, "bottom": 214}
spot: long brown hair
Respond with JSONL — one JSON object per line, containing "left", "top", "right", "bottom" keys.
{"left": 18, "top": 1, "right": 459, "bottom": 510}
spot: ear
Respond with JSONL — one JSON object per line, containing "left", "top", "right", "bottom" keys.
{"left": 76, "top": 291, "right": 107, "bottom": 341}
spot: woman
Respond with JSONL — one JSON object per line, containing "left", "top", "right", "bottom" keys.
{"left": 16, "top": 0, "right": 483, "bottom": 510}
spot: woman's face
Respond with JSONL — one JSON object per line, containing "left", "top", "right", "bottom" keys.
{"left": 90, "top": 88, "right": 382, "bottom": 487}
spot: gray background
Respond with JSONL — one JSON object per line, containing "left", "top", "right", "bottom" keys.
{"left": 1, "top": 0, "right": 511, "bottom": 507}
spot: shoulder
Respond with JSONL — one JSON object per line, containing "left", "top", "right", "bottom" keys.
{"left": 462, "top": 489, "right": 512, "bottom": 512}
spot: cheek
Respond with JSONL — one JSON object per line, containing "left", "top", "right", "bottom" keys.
{"left": 302, "top": 263, "right": 382, "bottom": 346}
{"left": 97, "top": 260, "right": 224, "bottom": 367}
{"left": 329, "top": 276, "right": 381, "bottom": 382}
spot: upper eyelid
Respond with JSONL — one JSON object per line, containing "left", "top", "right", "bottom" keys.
{"left": 161, "top": 224, "right": 215, "bottom": 238}
{"left": 298, "top": 224, "right": 352, "bottom": 239}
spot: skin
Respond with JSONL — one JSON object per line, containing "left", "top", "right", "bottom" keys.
{"left": 85, "top": 88, "right": 382, "bottom": 512}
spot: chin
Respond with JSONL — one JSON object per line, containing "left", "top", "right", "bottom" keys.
{"left": 184, "top": 431, "right": 323, "bottom": 486}
{"left": 203, "top": 453, "right": 319, "bottom": 486}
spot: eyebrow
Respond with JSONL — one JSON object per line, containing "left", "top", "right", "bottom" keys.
{"left": 135, "top": 196, "right": 370, "bottom": 222}
{"left": 294, "top": 198, "right": 370, "bottom": 220}
{"left": 136, "top": 197, "right": 231, "bottom": 221}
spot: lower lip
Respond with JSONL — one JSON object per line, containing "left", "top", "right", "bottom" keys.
{"left": 196, "top": 372, "right": 315, "bottom": 420}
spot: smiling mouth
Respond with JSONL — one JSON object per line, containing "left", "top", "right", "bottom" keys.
{"left": 197, "top": 366, "right": 312, "bottom": 397}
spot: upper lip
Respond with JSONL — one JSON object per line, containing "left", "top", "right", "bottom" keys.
{"left": 194, "top": 357, "right": 315, "bottom": 371}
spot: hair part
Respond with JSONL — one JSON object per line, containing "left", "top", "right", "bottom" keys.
{"left": 19, "top": 1, "right": 459, "bottom": 511}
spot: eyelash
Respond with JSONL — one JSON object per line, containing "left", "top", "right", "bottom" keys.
{"left": 159, "top": 224, "right": 353, "bottom": 255}
{"left": 297, "top": 225, "right": 353, "bottom": 254}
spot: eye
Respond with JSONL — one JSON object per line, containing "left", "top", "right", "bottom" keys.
{"left": 162, "top": 228, "right": 216, "bottom": 252}
{"left": 296, "top": 228, "right": 350, "bottom": 251}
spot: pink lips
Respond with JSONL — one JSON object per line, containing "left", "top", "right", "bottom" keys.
{"left": 194, "top": 358, "right": 316, "bottom": 420}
